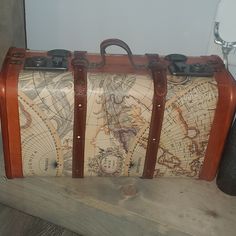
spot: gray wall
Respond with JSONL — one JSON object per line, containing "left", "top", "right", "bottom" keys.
{"left": 25, "top": 0, "right": 220, "bottom": 56}
{"left": 0, "top": 0, "right": 25, "bottom": 67}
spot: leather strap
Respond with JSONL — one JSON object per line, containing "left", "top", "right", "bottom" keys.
{"left": 142, "top": 54, "right": 167, "bottom": 178}
{"left": 72, "top": 51, "right": 87, "bottom": 178}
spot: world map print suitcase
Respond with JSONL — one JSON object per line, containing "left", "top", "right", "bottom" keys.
{"left": 0, "top": 39, "right": 236, "bottom": 180}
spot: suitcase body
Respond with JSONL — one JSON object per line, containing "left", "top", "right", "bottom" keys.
{"left": 1, "top": 40, "right": 236, "bottom": 180}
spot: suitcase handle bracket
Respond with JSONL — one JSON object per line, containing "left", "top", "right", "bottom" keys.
{"left": 89, "top": 38, "right": 147, "bottom": 69}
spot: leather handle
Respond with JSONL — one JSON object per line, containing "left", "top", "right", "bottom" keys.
{"left": 89, "top": 39, "right": 146, "bottom": 69}
{"left": 100, "top": 39, "right": 135, "bottom": 67}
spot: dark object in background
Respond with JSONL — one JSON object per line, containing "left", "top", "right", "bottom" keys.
{"left": 217, "top": 119, "right": 236, "bottom": 196}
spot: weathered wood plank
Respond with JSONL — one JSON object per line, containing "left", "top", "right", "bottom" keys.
{"left": 0, "top": 174, "right": 236, "bottom": 236}
{"left": 0, "top": 203, "right": 80, "bottom": 236}
{"left": 0, "top": 176, "right": 191, "bottom": 236}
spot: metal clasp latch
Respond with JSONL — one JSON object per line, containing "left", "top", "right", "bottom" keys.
{"left": 24, "top": 49, "right": 71, "bottom": 71}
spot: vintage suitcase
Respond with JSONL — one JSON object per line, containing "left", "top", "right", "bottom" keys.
{"left": 0, "top": 39, "right": 236, "bottom": 180}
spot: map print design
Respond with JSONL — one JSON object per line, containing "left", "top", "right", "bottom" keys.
{"left": 18, "top": 71, "right": 74, "bottom": 176}
{"left": 85, "top": 73, "right": 154, "bottom": 176}
{"left": 85, "top": 73, "right": 218, "bottom": 177}
{"left": 18, "top": 70, "right": 218, "bottom": 178}
{"left": 155, "top": 77, "right": 218, "bottom": 177}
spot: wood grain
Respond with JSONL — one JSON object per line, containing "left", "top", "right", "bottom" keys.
{"left": 0, "top": 203, "right": 80, "bottom": 236}
{"left": 0, "top": 173, "right": 236, "bottom": 236}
